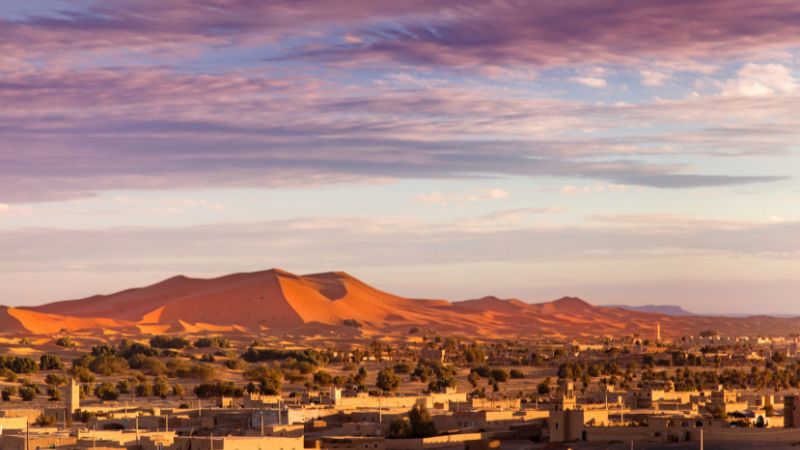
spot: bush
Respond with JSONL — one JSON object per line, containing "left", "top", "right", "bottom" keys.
{"left": 194, "top": 382, "right": 244, "bottom": 398}
{"left": 149, "top": 335, "right": 190, "bottom": 349}
{"left": 118, "top": 340, "right": 158, "bottom": 358}
{"left": 34, "top": 414, "right": 56, "bottom": 426}
{"left": 242, "top": 348, "right": 328, "bottom": 366}
{"left": 45, "top": 373, "right": 67, "bottom": 386}
{"left": 0, "top": 368, "right": 17, "bottom": 382}
{"left": 20, "top": 386, "right": 37, "bottom": 401}
{"left": 47, "top": 385, "right": 62, "bottom": 401}
{"left": 393, "top": 362, "right": 413, "bottom": 374}
{"left": 132, "top": 356, "right": 166, "bottom": 375}
{"left": 195, "top": 336, "right": 229, "bottom": 348}
{"left": 136, "top": 382, "right": 153, "bottom": 397}
{"left": 71, "top": 366, "right": 95, "bottom": 383}
{"left": 40, "top": 354, "right": 64, "bottom": 371}
{"left": 509, "top": 369, "right": 525, "bottom": 379}
{"left": 313, "top": 370, "right": 334, "bottom": 386}
{"left": 154, "top": 376, "right": 171, "bottom": 399}
{"left": 95, "top": 382, "right": 119, "bottom": 401}
{"left": 489, "top": 369, "right": 509, "bottom": 382}
{"left": 89, "top": 355, "right": 129, "bottom": 376}
{"left": 0, "top": 356, "right": 37, "bottom": 374}
{"left": 225, "top": 358, "right": 247, "bottom": 370}
{"left": 117, "top": 380, "right": 131, "bottom": 394}
{"left": 54, "top": 337, "right": 75, "bottom": 348}
{"left": 376, "top": 368, "right": 401, "bottom": 392}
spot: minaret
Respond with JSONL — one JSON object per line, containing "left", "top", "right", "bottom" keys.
{"left": 656, "top": 322, "right": 662, "bottom": 343}
{"left": 66, "top": 378, "right": 80, "bottom": 414}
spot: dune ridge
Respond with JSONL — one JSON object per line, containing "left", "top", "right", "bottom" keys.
{"left": 1, "top": 268, "right": 799, "bottom": 338}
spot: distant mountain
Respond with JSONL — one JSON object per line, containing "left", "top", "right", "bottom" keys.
{"left": 2, "top": 268, "right": 800, "bottom": 338}
{"left": 607, "top": 304, "right": 695, "bottom": 316}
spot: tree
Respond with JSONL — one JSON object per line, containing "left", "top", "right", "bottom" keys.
{"left": 136, "top": 382, "right": 153, "bottom": 397}
{"left": 89, "top": 355, "right": 129, "bottom": 376}
{"left": 154, "top": 376, "right": 171, "bottom": 399}
{"left": 95, "top": 382, "right": 119, "bottom": 401}
{"left": 45, "top": 373, "right": 66, "bottom": 386}
{"left": 117, "top": 380, "right": 131, "bottom": 394}
{"left": 40, "top": 354, "right": 63, "bottom": 371}
{"left": 489, "top": 368, "right": 509, "bottom": 383}
{"left": 408, "top": 405, "right": 437, "bottom": 438}
{"left": 376, "top": 368, "right": 401, "bottom": 392}
{"left": 313, "top": 370, "right": 334, "bottom": 387}
{"left": 34, "top": 415, "right": 56, "bottom": 427}
{"left": 468, "top": 371, "right": 480, "bottom": 388}
{"left": 509, "top": 369, "right": 525, "bottom": 379}
{"left": 537, "top": 378, "right": 551, "bottom": 395}
{"left": 54, "top": 337, "right": 75, "bottom": 348}
{"left": 47, "top": 386, "right": 61, "bottom": 401}
{"left": 19, "top": 386, "right": 37, "bottom": 401}
{"left": 149, "top": 335, "right": 190, "bottom": 349}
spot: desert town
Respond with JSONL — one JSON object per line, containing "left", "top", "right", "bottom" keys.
{"left": 4, "top": 324, "right": 800, "bottom": 450}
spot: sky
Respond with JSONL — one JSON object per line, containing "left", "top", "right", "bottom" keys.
{"left": 1, "top": 1, "right": 799, "bottom": 314}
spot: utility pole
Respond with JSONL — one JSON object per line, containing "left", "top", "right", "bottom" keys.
{"left": 25, "top": 419, "right": 29, "bottom": 450}
{"left": 260, "top": 413, "right": 264, "bottom": 436}
{"left": 700, "top": 429, "right": 704, "bottom": 450}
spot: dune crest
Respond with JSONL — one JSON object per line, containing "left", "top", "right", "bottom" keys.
{"left": 1, "top": 268, "right": 799, "bottom": 338}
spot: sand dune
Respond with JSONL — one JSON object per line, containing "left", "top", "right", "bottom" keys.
{"left": 1, "top": 268, "right": 799, "bottom": 338}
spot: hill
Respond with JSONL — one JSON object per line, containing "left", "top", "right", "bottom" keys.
{"left": 606, "top": 304, "right": 695, "bottom": 316}
{"left": 1, "top": 268, "right": 799, "bottom": 339}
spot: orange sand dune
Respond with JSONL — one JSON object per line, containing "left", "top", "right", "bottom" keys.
{"left": 2, "top": 268, "right": 800, "bottom": 338}
{"left": 5, "top": 307, "right": 131, "bottom": 335}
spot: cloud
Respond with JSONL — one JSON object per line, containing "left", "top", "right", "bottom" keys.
{"left": 414, "top": 188, "right": 509, "bottom": 205}
{"left": 722, "top": 63, "right": 798, "bottom": 96}
{"left": 640, "top": 69, "right": 671, "bottom": 86}
{"left": 0, "top": 65, "right": 791, "bottom": 203}
{"left": 571, "top": 76, "right": 608, "bottom": 88}
{"left": 280, "top": 0, "right": 800, "bottom": 70}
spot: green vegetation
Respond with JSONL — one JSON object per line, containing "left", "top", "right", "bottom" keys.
{"left": 194, "top": 381, "right": 244, "bottom": 398}
{"left": 376, "top": 367, "right": 401, "bottom": 392}
{"left": 149, "top": 335, "right": 190, "bottom": 349}
{"left": 195, "top": 336, "right": 229, "bottom": 348}
{"left": 388, "top": 405, "right": 437, "bottom": 438}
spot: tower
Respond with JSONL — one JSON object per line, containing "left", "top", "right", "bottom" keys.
{"left": 656, "top": 322, "right": 661, "bottom": 343}
{"left": 66, "top": 378, "right": 80, "bottom": 413}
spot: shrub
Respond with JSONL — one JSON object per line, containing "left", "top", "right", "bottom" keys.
{"left": 149, "top": 335, "right": 190, "bottom": 349}
{"left": 135, "top": 382, "right": 153, "bottom": 397}
{"left": 54, "top": 337, "right": 75, "bottom": 348}
{"left": 118, "top": 340, "right": 158, "bottom": 359}
{"left": 117, "top": 380, "right": 131, "bottom": 394}
{"left": 376, "top": 368, "right": 401, "bottom": 392}
{"left": 40, "top": 354, "right": 64, "bottom": 371}
{"left": 194, "top": 382, "right": 244, "bottom": 398}
{"left": 45, "top": 373, "right": 67, "bottom": 386}
{"left": 71, "top": 366, "right": 95, "bottom": 383}
{"left": 509, "top": 369, "right": 525, "bottom": 379}
{"left": 34, "top": 415, "right": 56, "bottom": 426}
{"left": 154, "top": 376, "right": 171, "bottom": 399}
{"left": 195, "top": 336, "right": 229, "bottom": 348}
{"left": 342, "top": 319, "right": 362, "bottom": 328}
{"left": 20, "top": 386, "right": 37, "bottom": 401}
{"left": 47, "top": 385, "right": 62, "bottom": 401}
{"left": 95, "top": 382, "right": 119, "bottom": 401}
{"left": 89, "top": 355, "right": 129, "bottom": 376}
